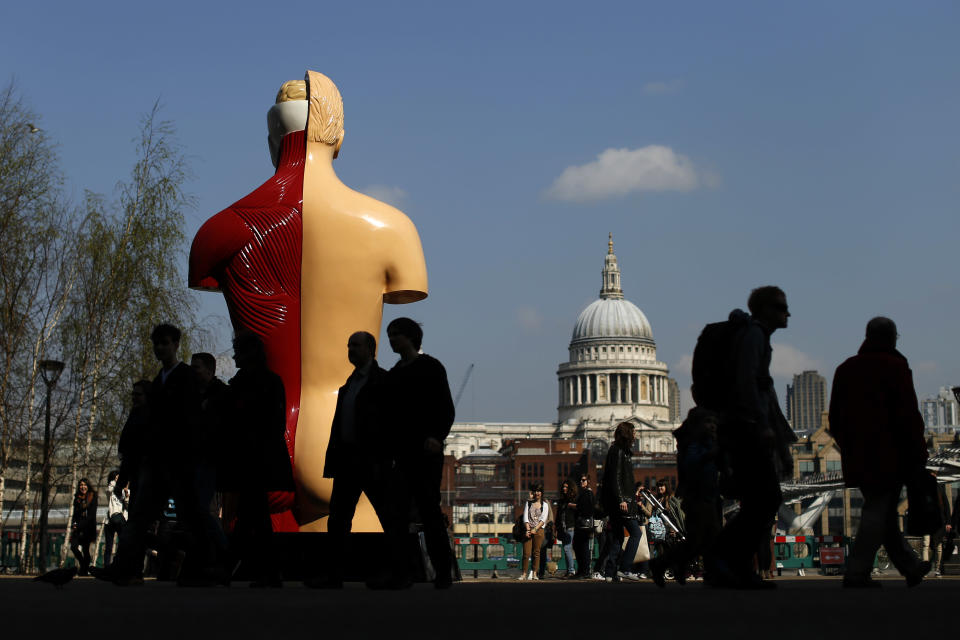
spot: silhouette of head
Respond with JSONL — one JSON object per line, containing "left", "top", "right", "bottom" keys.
{"left": 387, "top": 317, "right": 423, "bottom": 351}
{"left": 191, "top": 352, "right": 216, "bottom": 385}
{"left": 347, "top": 331, "right": 376, "bottom": 368}
{"left": 748, "top": 285, "right": 789, "bottom": 330}
{"left": 132, "top": 380, "right": 150, "bottom": 408}
{"left": 233, "top": 331, "right": 267, "bottom": 369}
{"left": 865, "top": 316, "right": 897, "bottom": 350}
{"left": 151, "top": 324, "right": 181, "bottom": 365}
{"left": 614, "top": 421, "right": 635, "bottom": 450}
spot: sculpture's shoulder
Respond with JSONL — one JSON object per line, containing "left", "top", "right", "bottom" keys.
{"left": 341, "top": 187, "right": 417, "bottom": 230}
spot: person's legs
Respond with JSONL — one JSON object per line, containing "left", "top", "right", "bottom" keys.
{"left": 603, "top": 516, "right": 625, "bottom": 578}
{"left": 941, "top": 532, "right": 956, "bottom": 574}
{"left": 716, "top": 450, "right": 780, "bottom": 580}
{"left": 619, "top": 518, "right": 642, "bottom": 573}
{"left": 324, "top": 465, "right": 365, "bottom": 581}
{"left": 847, "top": 486, "right": 916, "bottom": 580}
{"left": 530, "top": 530, "right": 544, "bottom": 575}
{"left": 573, "top": 529, "right": 589, "bottom": 576}
{"left": 409, "top": 454, "right": 452, "bottom": 585}
{"left": 563, "top": 527, "right": 576, "bottom": 574}
{"left": 113, "top": 463, "right": 169, "bottom": 580}
{"left": 522, "top": 537, "right": 533, "bottom": 574}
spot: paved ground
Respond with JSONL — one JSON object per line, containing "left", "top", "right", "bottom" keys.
{"left": 1, "top": 574, "right": 954, "bottom": 638}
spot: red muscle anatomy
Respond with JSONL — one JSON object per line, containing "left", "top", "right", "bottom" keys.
{"left": 188, "top": 130, "right": 305, "bottom": 531}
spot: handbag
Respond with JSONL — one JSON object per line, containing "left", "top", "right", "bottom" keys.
{"left": 575, "top": 515, "right": 594, "bottom": 530}
{"left": 621, "top": 525, "right": 650, "bottom": 563}
{"left": 906, "top": 470, "right": 944, "bottom": 536}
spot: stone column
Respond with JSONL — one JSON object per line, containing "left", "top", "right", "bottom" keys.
{"left": 626, "top": 373, "right": 632, "bottom": 405}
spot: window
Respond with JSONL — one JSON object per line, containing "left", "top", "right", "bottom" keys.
{"left": 826, "top": 460, "right": 842, "bottom": 472}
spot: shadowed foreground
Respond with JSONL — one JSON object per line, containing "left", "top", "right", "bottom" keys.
{"left": 2, "top": 575, "right": 953, "bottom": 638}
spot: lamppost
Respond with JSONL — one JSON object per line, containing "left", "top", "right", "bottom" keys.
{"left": 37, "top": 358, "right": 64, "bottom": 573}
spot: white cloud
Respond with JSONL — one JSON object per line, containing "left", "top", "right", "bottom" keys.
{"left": 516, "top": 306, "right": 543, "bottom": 331}
{"left": 360, "top": 184, "right": 407, "bottom": 207}
{"left": 643, "top": 79, "right": 685, "bottom": 95}
{"left": 673, "top": 354, "right": 693, "bottom": 376}
{"left": 544, "top": 146, "right": 705, "bottom": 202}
{"left": 770, "top": 343, "right": 821, "bottom": 378}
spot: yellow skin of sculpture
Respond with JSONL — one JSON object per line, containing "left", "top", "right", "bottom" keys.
{"left": 294, "top": 71, "right": 428, "bottom": 531}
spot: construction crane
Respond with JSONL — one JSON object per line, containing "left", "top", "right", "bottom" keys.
{"left": 454, "top": 363, "right": 474, "bottom": 408}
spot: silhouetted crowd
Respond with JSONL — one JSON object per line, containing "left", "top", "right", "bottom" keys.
{"left": 88, "top": 316, "right": 456, "bottom": 589}
{"left": 510, "top": 286, "right": 946, "bottom": 589}
{"left": 72, "top": 286, "right": 948, "bottom": 590}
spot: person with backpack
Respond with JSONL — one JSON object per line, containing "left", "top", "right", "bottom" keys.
{"left": 519, "top": 484, "right": 549, "bottom": 580}
{"left": 693, "top": 286, "right": 794, "bottom": 589}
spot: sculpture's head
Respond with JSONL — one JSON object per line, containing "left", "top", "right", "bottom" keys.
{"left": 266, "top": 72, "right": 345, "bottom": 168}
{"left": 305, "top": 70, "right": 344, "bottom": 159}
{"left": 268, "top": 80, "right": 308, "bottom": 168}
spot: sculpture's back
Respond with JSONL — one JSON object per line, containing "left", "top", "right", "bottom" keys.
{"left": 189, "top": 71, "right": 427, "bottom": 532}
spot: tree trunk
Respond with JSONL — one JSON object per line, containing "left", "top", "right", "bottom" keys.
{"left": 17, "top": 430, "right": 31, "bottom": 573}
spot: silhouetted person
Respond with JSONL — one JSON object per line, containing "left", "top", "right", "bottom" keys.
{"left": 601, "top": 422, "right": 645, "bottom": 582}
{"left": 377, "top": 317, "right": 455, "bottom": 589}
{"left": 651, "top": 408, "right": 722, "bottom": 587}
{"left": 228, "top": 331, "right": 294, "bottom": 587}
{"left": 70, "top": 478, "right": 98, "bottom": 575}
{"left": 116, "top": 380, "right": 150, "bottom": 502}
{"left": 102, "top": 470, "right": 128, "bottom": 568}
{"left": 572, "top": 475, "right": 595, "bottom": 578}
{"left": 710, "top": 286, "right": 793, "bottom": 589}
{"left": 307, "top": 331, "right": 390, "bottom": 588}
{"left": 830, "top": 317, "right": 931, "bottom": 588}
{"left": 187, "top": 351, "right": 231, "bottom": 578}
{"left": 941, "top": 494, "right": 960, "bottom": 576}
{"left": 556, "top": 480, "right": 577, "bottom": 578}
{"left": 108, "top": 324, "right": 203, "bottom": 586}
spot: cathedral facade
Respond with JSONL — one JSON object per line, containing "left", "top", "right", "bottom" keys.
{"left": 445, "top": 235, "right": 679, "bottom": 459}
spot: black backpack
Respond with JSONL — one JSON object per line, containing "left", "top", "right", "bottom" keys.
{"left": 691, "top": 309, "right": 750, "bottom": 411}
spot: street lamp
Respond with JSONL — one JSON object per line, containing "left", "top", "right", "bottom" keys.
{"left": 37, "top": 358, "right": 64, "bottom": 574}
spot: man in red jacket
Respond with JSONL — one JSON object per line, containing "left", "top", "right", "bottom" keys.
{"left": 829, "top": 316, "right": 930, "bottom": 588}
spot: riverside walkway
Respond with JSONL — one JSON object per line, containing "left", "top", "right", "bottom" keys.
{"left": 0, "top": 574, "right": 953, "bottom": 638}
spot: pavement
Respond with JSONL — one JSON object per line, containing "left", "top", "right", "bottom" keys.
{"left": 2, "top": 573, "right": 954, "bottom": 639}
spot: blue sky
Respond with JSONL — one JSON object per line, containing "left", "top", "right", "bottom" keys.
{"left": 4, "top": 1, "right": 958, "bottom": 421}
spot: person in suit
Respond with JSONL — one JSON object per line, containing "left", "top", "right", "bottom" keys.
{"left": 307, "top": 331, "right": 391, "bottom": 588}
{"left": 228, "top": 331, "right": 295, "bottom": 587}
{"left": 108, "top": 324, "right": 205, "bottom": 586}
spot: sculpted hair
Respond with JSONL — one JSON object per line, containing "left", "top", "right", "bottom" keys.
{"left": 275, "top": 80, "right": 307, "bottom": 103}
{"left": 305, "top": 71, "right": 344, "bottom": 146}
{"left": 747, "top": 286, "right": 786, "bottom": 315}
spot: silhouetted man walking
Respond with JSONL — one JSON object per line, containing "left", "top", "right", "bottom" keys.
{"left": 711, "top": 286, "right": 794, "bottom": 589}
{"left": 109, "top": 324, "right": 204, "bottom": 586}
{"left": 308, "top": 331, "right": 390, "bottom": 588}
{"left": 830, "top": 317, "right": 930, "bottom": 588}
{"left": 380, "top": 318, "right": 455, "bottom": 589}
